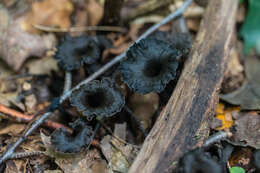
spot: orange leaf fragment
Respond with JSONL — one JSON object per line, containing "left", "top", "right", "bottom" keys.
{"left": 215, "top": 103, "right": 239, "bottom": 130}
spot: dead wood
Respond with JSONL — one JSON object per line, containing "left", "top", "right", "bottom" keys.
{"left": 128, "top": 0, "right": 238, "bottom": 172}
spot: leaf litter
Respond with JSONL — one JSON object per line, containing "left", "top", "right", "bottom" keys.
{"left": 0, "top": 0, "right": 260, "bottom": 172}
{"left": 221, "top": 56, "right": 260, "bottom": 110}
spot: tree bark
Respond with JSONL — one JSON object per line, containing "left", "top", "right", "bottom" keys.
{"left": 128, "top": 0, "right": 238, "bottom": 173}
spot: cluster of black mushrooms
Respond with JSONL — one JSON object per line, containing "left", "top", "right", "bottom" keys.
{"left": 51, "top": 33, "right": 260, "bottom": 173}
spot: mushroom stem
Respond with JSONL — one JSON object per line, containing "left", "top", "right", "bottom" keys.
{"left": 62, "top": 71, "right": 72, "bottom": 95}
{"left": 86, "top": 119, "right": 102, "bottom": 151}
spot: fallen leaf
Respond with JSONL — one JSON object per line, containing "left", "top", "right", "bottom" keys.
{"left": 100, "top": 135, "right": 139, "bottom": 173}
{"left": 109, "top": 145, "right": 129, "bottom": 173}
{"left": 229, "top": 148, "right": 253, "bottom": 171}
{"left": 229, "top": 167, "right": 245, "bottom": 173}
{"left": 216, "top": 103, "right": 225, "bottom": 114}
{"left": 44, "top": 170, "right": 63, "bottom": 173}
{"left": 0, "top": 123, "right": 25, "bottom": 135}
{"left": 41, "top": 131, "right": 109, "bottom": 173}
{"left": 55, "top": 149, "right": 108, "bottom": 173}
{"left": 24, "top": 56, "right": 58, "bottom": 75}
{"left": 5, "top": 160, "right": 26, "bottom": 173}
{"left": 0, "top": 6, "right": 57, "bottom": 71}
{"left": 221, "top": 56, "right": 260, "bottom": 110}
{"left": 22, "top": 0, "right": 74, "bottom": 33}
{"left": 214, "top": 103, "right": 238, "bottom": 130}
{"left": 231, "top": 112, "right": 260, "bottom": 149}
{"left": 215, "top": 114, "right": 234, "bottom": 130}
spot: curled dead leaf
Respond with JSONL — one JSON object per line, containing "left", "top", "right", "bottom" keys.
{"left": 231, "top": 112, "right": 260, "bottom": 149}
{"left": 221, "top": 56, "right": 260, "bottom": 110}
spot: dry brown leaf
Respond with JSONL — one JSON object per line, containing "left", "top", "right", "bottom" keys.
{"left": 0, "top": 7, "right": 57, "bottom": 71}
{"left": 24, "top": 57, "right": 58, "bottom": 75}
{"left": 22, "top": 0, "right": 74, "bottom": 33}
{"left": 0, "top": 123, "right": 25, "bottom": 135}
{"left": 5, "top": 160, "right": 26, "bottom": 173}
{"left": 100, "top": 135, "right": 139, "bottom": 172}
{"left": 70, "top": 0, "right": 103, "bottom": 36}
{"left": 55, "top": 149, "right": 108, "bottom": 173}
{"left": 44, "top": 170, "right": 63, "bottom": 173}
{"left": 100, "top": 136, "right": 133, "bottom": 173}
{"left": 40, "top": 131, "right": 109, "bottom": 173}
{"left": 231, "top": 112, "right": 260, "bottom": 149}
{"left": 221, "top": 56, "right": 260, "bottom": 110}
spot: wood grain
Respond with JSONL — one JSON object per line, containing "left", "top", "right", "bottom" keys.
{"left": 128, "top": 0, "right": 238, "bottom": 172}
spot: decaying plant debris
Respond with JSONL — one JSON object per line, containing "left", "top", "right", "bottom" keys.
{"left": 0, "top": 0, "right": 260, "bottom": 173}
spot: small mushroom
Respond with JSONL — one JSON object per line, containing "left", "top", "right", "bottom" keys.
{"left": 70, "top": 78, "right": 125, "bottom": 120}
{"left": 50, "top": 119, "right": 93, "bottom": 153}
{"left": 253, "top": 149, "right": 260, "bottom": 171}
{"left": 151, "top": 31, "right": 192, "bottom": 57}
{"left": 176, "top": 148, "right": 223, "bottom": 173}
{"left": 119, "top": 37, "right": 181, "bottom": 94}
{"left": 55, "top": 35, "right": 100, "bottom": 71}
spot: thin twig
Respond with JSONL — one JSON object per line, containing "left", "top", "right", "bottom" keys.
{"left": 0, "top": 112, "right": 51, "bottom": 164}
{"left": 0, "top": 104, "right": 72, "bottom": 132}
{"left": 202, "top": 131, "right": 232, "bottom": 148}
{"left": 0, "top": 0, "right": 192, "bottom": 165}
{"left": 33, "top": 24, "right": 126, "bottom": 33}
{"left": 9, "top": 151, "right": 45, "bottom": 159}
{"left": 62, "top": 71, "right": 72, "bottom": 95}
{"left": 0, "top": 104, "right": 32, "bottom": 121}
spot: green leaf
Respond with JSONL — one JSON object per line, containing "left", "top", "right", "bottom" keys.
{"left": 229, "top": 167, "right": 245, "bottom": 173}
{"left": 239, "top": 0, "right": 245, "bottom": 4}
{"left": 239, "top": 0, "right": 260, "bottom": 54}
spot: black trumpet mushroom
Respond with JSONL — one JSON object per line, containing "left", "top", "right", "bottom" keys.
{"left": 55, "top": 35, "right": 100, "bottom": 71}
{"left": 151, "top": 31, "right": 192, "bottom": 57}
{"left": 176, "top": 148, "right": 223, "bottom": 173}
{"left": 70, "top": 78, "right": 125, "bottom": 120}
{"left": 119, "top": 37, "right": 181, "bottom": 94}
{"left": 50, "top": 119, "right": 93, "bottom": 153}
{"left": 253, "top": 149, "right": 260, "bottom": 171}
